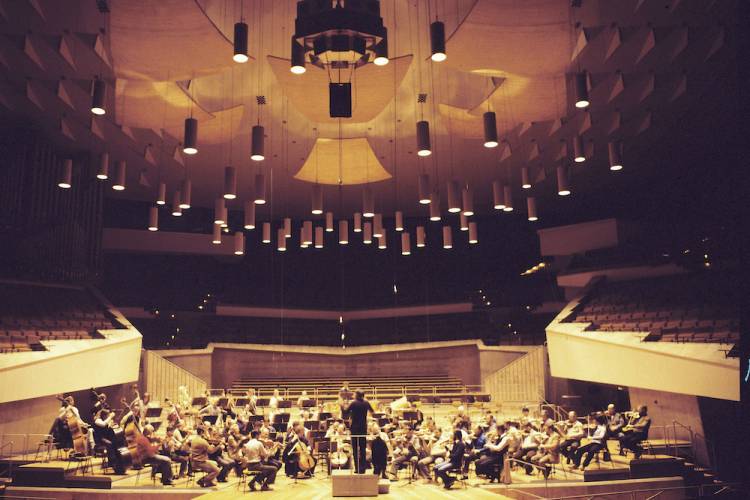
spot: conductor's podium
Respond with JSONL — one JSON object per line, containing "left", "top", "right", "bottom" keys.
{"left": 331, "top": 470, "right": 380, "bottom": 497}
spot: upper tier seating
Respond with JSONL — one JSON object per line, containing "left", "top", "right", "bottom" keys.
{"left": 565, "top": 272, "right": 740, "bottom": 346}
{"left": 0, "top": 282, "right": 116, "bottom": 353}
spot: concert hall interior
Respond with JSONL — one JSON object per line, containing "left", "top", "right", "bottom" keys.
{"left": 0, "top": 0, "right": 747, "bottom": 499}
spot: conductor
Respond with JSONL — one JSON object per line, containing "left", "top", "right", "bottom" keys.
{"left": 343, "top": 390, "right": 375, "bottom": 474}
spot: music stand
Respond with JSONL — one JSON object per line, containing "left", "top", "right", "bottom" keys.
{"left": 150, "top": 421, "right": 162, "bottom": 432}
{"left": 202, "top": 415, "right": 218, "bottom": 426}
{"left": 235, "top": 397, "right": 249, "bottom": 407}
{"left": 191, "top": 397, "right": 207, "bottom": 407}
{"left": 278, "top": 400, "right": 292, "bottom": 410}
{"left": 301, "top": 399, "right": 317, "bottom": 408}
{"left": 272, "top": 422, "right": 288, "bottom": 433}
{"left": 249, "top": 415, "right": 265, "bottom": 426}
{"left": 304, "top": 420, "right": 321, "bottom": 431}
{"left": 319, "top": 412, "right": 333, "bottom": 421}
{"left": 273, "top": 413, "right": 290, "bottom": 424}
{"left": 217, "top": 397, "right": 229, "bottom": 409}
{"left": 377, "top": 417, "right": 389, "bottom": 427}
{"left": 208, "top": 389, "right": 225, "bottom": 397}
{"left": 256, "top": 398, "right": 270, "bottom": 407}
{"left": 145, "top": 407, "right": 163, "bottom": 418}
{"left": 402, "top": 411, "right": 419, "bottom": 428}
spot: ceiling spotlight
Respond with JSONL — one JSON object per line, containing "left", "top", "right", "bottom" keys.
{"left": 557, "top": 165, "right": 571, "bottom": 196}
{"left": 483, "top": 111, "right": 498, "bottom": 148}
{"left": 430, "top": 21, "right": 447, "bottom": 62}
{"left": 418, "top": 174, "right": 431, "bottom": 204}
{"left": 363, "top": 222, "right": 373, "bottom": 244}
{"left": 462, "top": 186, "right": 474, "bottom": 216}
{"left": 468, "top": 222, "right": 478, "bottom": 244}
{"left": 353, "top": 212, "right": 362, "bottom": 232}
{"left": 172, "top": 191, "right": 183, "bottom": 216}
{"left": 442, "top": 226, "right": 453, "bottom": 249}
{"left": 263, "top": 222, "right": 272, "bottom": 244}
{"left": 91, "top": 78, "right": 106, "bottom": 115}
{"left": 182, "top": 117, "right": 198, "bottom": 155}
{"left": 373, "top": 37, "right": 389, "bottom": 66}
{"left": 290, "top": 36, "right": 306, "bottom": 74}
{"left": 58, "top": 159, "right": 72, "bottom": 189}
{"left": 156, "top": 181, "right": 166, "bottom": 205}
{"left": 429, "top": 192, "right": 441, "bottom": 221}
{"left": 233, "top": 21, "right": 249, "bottom": 63}
{"left": 148, "top": 206, "right": 158, "bottom": 231}
{"left": 254, "top": 173, "right": 266, "bottom": 204}
{"left": 373, "top": 213, "right": 383, "bottom": 238}
{"left": 447, "top": 180, "right": 461, "bottom": 213}
{"left": 416, "top": 226, "right": 426, "bottom": 247}
{"left": 214, "top": 198, "right": 227, "bottom": 225}
{"left": 112, "top": 160, "right": 126, "bottom": 190}
{"left": 416, "top": 121, "right": 431, "bottom": 156}
{"left": 401, "top": 232, "right": 411, "bottom": 255}
{"left": 96, "top": 152, "right": 109, "bottom": 180}
{"left": 179, "top": 179, "right": 192, "bottom": 209}
{"left": 460, "top": 213, "right": 469, "bottom": 231}
{"left": 284, "top": 217, "right": 292, "bottom": 238}
{"left": 325, "top": 212, "right": 334, "bottom": 232}
{"left": 608, "top": 141, "right": 623, "bottom": 171}
{"left": 492, "top": 181, "right": 505, "bottom": 210}
{"left": 224, "top": 166, "right": 237, "bottom": 199}
{"left": 362, "top": 186, "right": 375, "bottom": 218}
{"left": 212, "top": 224, "right": 222, "bottom": 244}
{"left": 278, "top": 228, "right": 287, "bottom": 252}
{"left": 395, "top": 211, "right": 404, "bottom": 231}
{"left": 312, "top": 184, "right": 323, "bottom": 215}
{"left": 378, "top": 231, "right": 387, "bottom": 249}
{"left": 339, "top": 220, "right": 349, "bottom": 244}
{"left": 503, "top": 185, "right": 514, "bottom": 212}
{"left": 234, "top": 232, "right": 245, "bottom": 255}
{"left": 250, "top": 125, "right": 265, "bottom": 161}
{"left": 527, "top": 197, "right": 538, "bottom": 221}
{"left": 521, "top": 166, "right": 531, "bottom": 189}
{"left": 573, "top": 135, "right": 586, "bottom": 163}
{"left": 244, "top": 200, "right": 256, "bottom": 229}
{"left": 302, "top": 221, "right": 312, "bottom": 245}
{"left": 574, "top": 72, "right": 590, "bottom": 109}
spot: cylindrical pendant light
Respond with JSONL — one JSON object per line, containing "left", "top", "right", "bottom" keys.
{"left": 172, "top": 191, "right": 182, "bottom": 216}
{"left": 447, "top": 180, "right": 461, "bottom": 213}
{"left": 223, "top": 166, "right": 237, "bottom": 199}
{"left": 290, "top": 36, "right": 306, "bottom": 74}
{"left": 339, "top": 220, "right": 349, "bottom": 244}
{"left": 521, "top": 166, "right": 531, "bottom": 189}
{"left": 284, "top": 217, "right": 292, "bottom": 238}
{"left": 262, "top": 222, "right": 271, "bottom": 243}
{"left": 442, "top": 226, "right": 453, "bottom": 249}
{"left": 557, "top": 165, "right": 571, "bottom": 196}
{"left": 373, "top": 213, "right": 383, "bottom": 238}
{"left": 157, "top": 181, "right": 166, "bottom": 205}
{"left": 395, "top": 211, "right": 404, "bottom": 231}
{"left": 353, "top": 212, "right": 362, "bottom": 232}
{"left": 212, "top": 224, "right": 222, "bottom": 244}
{"left": 468, "top": 222, "right": 478, "bottom": 244}
{"left": 97, "top": 152, "right": 109, "bottom": 180}
{"left": 418, "top": 174, "right": 431, "bottom": 204}
{"left": 244, "top": 200, "right": 256, "bottom": 229}
{"left": 527, "top": 197, "right": 538, "bottom": 221}
{"left": 91, "top": 78, "right": 106, "bottom": 115}
{"left": 314, "top": 226, "right": 324, "bottom": 249}
{"left": 503, "top": 185, "right": 514, "bottom": 212}
{"left": 460, "top": 213, "right": 469, "bottom": 231}
{"left": 325, "top": 212, "right": 334, "bottom": 232}
{"left": 363, "top": 222, "right": 372, "bottom": 244}
{"left": 483, "top": 111, "right": 498, "bottom": 148}
{"left": 234, "top": 231, "right": 245, "bottom": 255}
{"left": 300, "top": 227, "right": 308, "bottom": 248}
{"left": 148, "top": 206, "right": 158, "bottom": 231}
{"left": 362, "top": 186, "right": 375, "bottom": 217}
{"left": 233, "top": 21, "right": 249, "bottom": 63}
{"left": 492, "top": 181, "right": 505, "bottom": 210}
{"left": 378, "top": 231, "right": 387, "bottom": 249}
{"left": 573, "top": 135, "right": 586, "bottom": 163}
{"left": 373, "top": 36, "right": 389, "bottom": 66}
{"left": 58, "top": 159, "right": 72, "bottom": 188}
{"left": 429, "top": 191, "right": 441, "bottom": 221}
{"left": 416, "top": 121, "right": 431, "bottom": 157}
{"left": 250, "top": 125, "right": 264, "bottom": 161}
{"left": 277, "top": 228, "right": 287, "bottom": 252}
{"left": 575, "top": 72, "right": 590, "bottom": 109}
{"left": 180, "top": 178, "right": 191, "bottom": 209}
{"left": 608, "top": 141, "right": 623, "bottom": 171}
{"left": 401, "top": 232, "right": 411, "bottom": 255}
{"left": 462, "top": 186, "right": 474, "bottom": 216}
{"left": 113, "top": 160, "right": 126, "bottom": 190}
{"left": 254, "top": 173, "right": 266, "bottom": 204}
{"left": 183, "top": 117, "right": 198, "bottom": 155}
{"left": 416, "top": 226, "right": 426, "bottom": 247}
{"left": 214, "top": 198, "right": 226, "bottom": 225}
{"left": 430, "top": 21, "right": 447, "bottom": 62}
{"left": 303, "top": 221, "right": 313, "bottom": 245}
{"left": 311, "top": 184, "right": 323, "bottom": 214}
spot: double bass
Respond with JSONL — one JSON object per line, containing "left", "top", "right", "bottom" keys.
{"left": 118, "top": 397, "right": 145, "bottom": 469}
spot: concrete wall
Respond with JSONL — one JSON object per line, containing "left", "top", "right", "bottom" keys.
{"left": 160, "top": 352, "right": 212, "bottom": 387}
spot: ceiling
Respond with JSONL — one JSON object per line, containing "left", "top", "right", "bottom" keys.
{"left": 0, "top": 0, "right": 738, "bottom": 222}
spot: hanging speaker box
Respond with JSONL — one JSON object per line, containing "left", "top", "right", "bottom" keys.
{"left": 330, "top": 82, "right": 352, "bottom": 118}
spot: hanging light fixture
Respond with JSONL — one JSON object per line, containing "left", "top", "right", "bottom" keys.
{"left": 97, "top": 152, "right": 109, "bottom": 180}
{"left": 353, "top": 212, "right": 362, "bottom": 232}
{"left": 460, "top": 213, "right": 469, "bottom": 231}
{"left": 183, "top": 117, "right": 198, "bottom": 155}
{"left": 418, "top": 174, "right": 431, "bottom": 204}
{"left": 250, "top": 125, "right": 264, "bottom": 161}
{"left": 277, "top": 228, "right": 287, "bottom": 252}
{"left": 262, "top": 222, "right": 272, "bottom": 243}
{"left": 468, "top": 222, "right": 478, "bottom": 244}
{"left": 284, "top": 217, "right": 292, "bottom": 238}
{"left": 90, "top": 78, "right": 106, "bottom": 115}
{"left": 608, "top": 141, "right": 623, "bottom": 171}
{"left": 254, "top": 173, "right": 266, "bottom": 204}
{"left": 179, "top": 178, "right": 191, "bottom": 209}
{"left": 303, "top": 221, "right": 313, "bottom": 245}
{"left": 503, "top": 185, "right": 514, "bottom": 212}
{"left": 311, "top": 184, "right": 323, "bottom": 214}
{"left": 521, "top": 167, "right": 531, "bottom": 189}
{"left": 557, "top": 165, "right": 571, "bottom": 196}
{"left": 325, "top": 212, "right": 334, "bottom": 232}
{"left": 462, "top": 186, "right": 474, "bottom": 216}
{"left": 300, "top": 227, "right": 308, "bottom": 248}
{"left": 430, "top": 21, "right": 447, "bottom": 62}
{"left": 148, "top": 206, "right": 159, "bottom": 231}
{"left": 212, "top": 224, "right": 222, "bottom": 244}
{"left": 573, "top": 135, "right": 586, "bottom": 163}
{"left": 58, "top": 159, "right": 72, "bottom": 189}
{"left": 362, "top": 186, "right": 375, "bottom": 218}
{"left": 223, "top": 166, "right": 237, "bottom": 199}
{"left": 447, "top": 180, "right": 461, "bottom": 213}
{"left": 416, "top": 226, "right": 426, "bottom": 247}
{"left": 378, "top": 231, "right": 387, "bottom": 249}
{"left": 314, "top": 226, "right": 324, "bottom": 248}
{"left": 244, "top": 200, "right": 256, "bottom": 229}
{"left": 234, "top": 232, "right": 245, "bottom": 255}
{"left": 373, "top": 37, "right": 389, "bottom": 66}
{"left": 290, "top": 36, "right": 306, "bottom": 74}
{"left": 395, "top": 211, "right": 404, "bottom": 231}
{"left": 442, "top": 226, "right": 453, "bottom": 249}
{"left": 339, "top": 220, "right": 349, "bottom": 244}
{"left": 172, "top": 191, "right": 183, "bottom": 216}
{"left": 156, "top": 182, "right": 166, "bottom": 205}
{"left": 492, "top": 181, "right": 505, "bottom": 210}
{"left": 416, "top": 121, "right": 431, "bottom": 157}
{"left": 214, "top": 198, "right": 226, "bottom": 225}
{"left": 401, "top": 232, "right": 411, "bottom": 255}
{"left": 363, "top": 222, "right": 373, "bottom": 244}
{"left": 429, "top": 191, "right": 441, "bottom": 221}
{"left": 233, "top": 21, "right": 249, "bottom": 63}
{"left": 373, "top": 213, "right": 383, "bottom": 238}
{"left": 112, "top": 160, "right": 126, "bottom": 190}
{"left": 574, "top": 72, "right": 590, "bottom": 109}
{"left": 527, "top": 197, "right": 538, "bottom": 221}
{"left": 483, "top": 111, "right": 498, "bottom": 148}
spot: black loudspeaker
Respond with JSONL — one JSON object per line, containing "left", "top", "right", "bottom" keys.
{"left": 330, "top": 82, "right": 352, "bottom": 118}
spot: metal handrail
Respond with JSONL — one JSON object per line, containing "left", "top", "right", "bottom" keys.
{"left": 537, "top": 482, "right": 747, "bottom": 499}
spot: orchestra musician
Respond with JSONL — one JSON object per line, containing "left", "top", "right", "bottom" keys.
{"left": 368, "top": 421, "right": 391, "bottom": 479}
{"left": 572, "top": 414, "right": 608, "bottom": 470}
{"left": 558, "top": 411, "right": 585, "bottom": 463}
{"left": 530, "top": 423, "right": 561, "bottom": 479}
{"left": 433, "top": 430, "right": 465, "bottom": 490}
{"left": 189, "top": 427, "right": 220, "bottom": 487}
{"left": 160, "top": 427, "right": 189, "bottom": 478}
{"left": 515, "top": 422, "right": 544, "bottom": 474}
{"left": 135, "top": 425, "right": 174, "bottom": 485}
{"left": 463, "top": 425, "right": 487, "bottom": 474}
{"left": 604, "top": 403, "right": 625, "bottom": 458}
{"left": 206, "top": 428, "right": 234, "bottom": 482}
{"left": 416, "top": 427, "right": 449, "bottom": 481}
{"left": 475, "top": 424, "right": 509, "bottom": 482}
{"left": 243, "top": 430, "right": 277, "bottom": 491}
{"left": 619, "top": 405, "right": 651, "bottom": 459}
{"left": 388, "top": 428, "right": 421, "bottom": 479}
